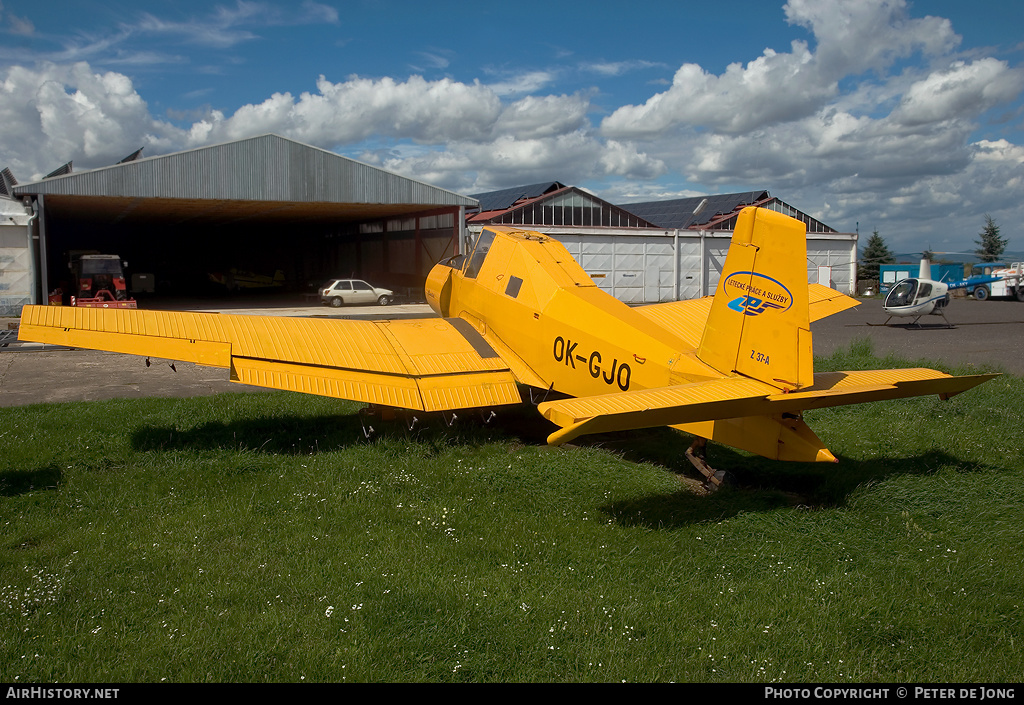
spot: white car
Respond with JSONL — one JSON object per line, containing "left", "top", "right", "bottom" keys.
{"left": 320, "top": 279, "right": 393, "bottom": 307}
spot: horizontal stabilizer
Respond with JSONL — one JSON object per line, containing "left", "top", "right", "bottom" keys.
{"left": 806, "top": 283, "right": 860, "bottom": 321}
{"left": 634, "top": 284, "right": 859, "bottom": 349}
{"left": 539, "top": 369, "right": 997, "bottom": 446}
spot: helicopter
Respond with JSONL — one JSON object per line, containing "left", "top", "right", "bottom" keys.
{"left": 879, "top": 258, "right": 1005, "bottom": 327}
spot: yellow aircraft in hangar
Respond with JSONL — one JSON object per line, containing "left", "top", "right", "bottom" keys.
{"left": 19, "top": 207, "right": 996, "bottom": 487}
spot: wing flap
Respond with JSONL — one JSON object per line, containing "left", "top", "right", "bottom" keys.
{"left": 416, "top": 371, "right": 523, "bottom": 412}
{"left": 231, "top": 357, "right": 425, "bottom": 409}
{"left": 19, "top": 305, "right": 522, "bottom": 412}
{"left": 539, "top": 368, "right": 996, "bottom": 445}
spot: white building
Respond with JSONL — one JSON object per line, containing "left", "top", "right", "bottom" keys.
{"left": 0, "top": 177, "right": 35, "bottom": 315}
{"left": 468, "top": 183, "right": 858, "bottom": 302}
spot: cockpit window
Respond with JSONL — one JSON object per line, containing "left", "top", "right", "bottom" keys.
{"left": 885, "top": 279, "right": 917, "bottom": 307}
{"left": 464, "top": 229, "right": 495, "bottom": 279}
{"left": 440, "top": 254, "right": 465, "bottom": 269}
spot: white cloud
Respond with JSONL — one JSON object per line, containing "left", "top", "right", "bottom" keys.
{"left": 172, "top": 74, "right": 504, "bottom": 148}
{"left": 1, "top": 0, "right": 33, "bottom": 36}
{"left": 580, "top": 59, "right": 664, "bottom": 77}
{"left": 892, "top": 59, "right": 1024, "bottom": 127}
{"left": 600, "top": 0, "right": 972, "bottom": 140}
{"left": 133, "top": 11, "right": 258, "bottom": 49}
{"left": 783, "top": 0, "right": 959, "bottom": 75}
{"left": 492, "top": 94, "right": 590, "bottom": 139}
{"left": 0, "top": 62, "right": 655, "bottom": 191}
{"left": 485, "top": 70, "right": 558, "bottom": 97}
{"left": 0, "top": 62, "right": 173, "bottom": 179}
{"left": 132, "top": 0, "right": 340, "bottom": 48}
{"left": 601, "top": 42, "right": 829, "bottom": 138}
{"left": 380, "top": 132, "right": 665, "bottom": 193}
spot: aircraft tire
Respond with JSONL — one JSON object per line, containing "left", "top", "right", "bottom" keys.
{"left": 378, "top": 295, "right": 390, "bottom": 306}
{"left": 974, "top": 286, "right": 989, "bottom": 301}
{"left": 330, "top": 296, "right": 344, "bottom": 307}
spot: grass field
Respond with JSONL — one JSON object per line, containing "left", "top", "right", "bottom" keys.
{"left": 1, "top": 340, "right": 1022, "bottom": 682}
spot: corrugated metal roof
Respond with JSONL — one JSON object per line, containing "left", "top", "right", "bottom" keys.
{"left": 13, "top": 134, "right": 477, "bottom": 208}
{"left": 620, "top": 191, "right": 771, "bottom": 229}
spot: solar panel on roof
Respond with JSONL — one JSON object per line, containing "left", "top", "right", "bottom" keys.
{"left": 620, "top": 191, "right": 769, "bottom": 228}
{"left": 470, "top": 181, "right": 566, "bottom": 212}
{"left": 117, "top": 148, "right": 144, "bottom": 164}
{"left": 43, "top": 162, "right": 73, "bottom": 179}
{"left": 0, "top": 168, "right": 15, "bottom": 198}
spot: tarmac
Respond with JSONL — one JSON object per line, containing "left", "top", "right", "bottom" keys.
{"left": 1, "top": 295, "right": 1022, "bottom": 408}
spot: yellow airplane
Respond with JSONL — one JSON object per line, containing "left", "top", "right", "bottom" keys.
{"left": 19, "top": 207, "right": 995, "bottom": 486}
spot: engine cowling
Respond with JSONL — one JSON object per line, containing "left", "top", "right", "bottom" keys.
{"left": 425, "top": 256, "right": 462, "bottom": 318}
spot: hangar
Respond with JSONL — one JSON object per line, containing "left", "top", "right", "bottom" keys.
{"left": 467, "top": 183, "right": 858, "bottom": 302}
{"left": 6, "top": 134, "right": 476, "bottom": 308}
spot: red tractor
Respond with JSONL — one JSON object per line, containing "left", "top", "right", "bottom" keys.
{"left": 53, "top": 253, "right": 137, "bottom": 308}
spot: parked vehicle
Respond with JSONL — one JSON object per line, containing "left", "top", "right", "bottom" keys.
{"left": 53, "top": 253, "right": 137, "bottom": 308}
{"left": 320, "top": 279, "right": 393, "bottom": 307}
{"left": 981, "top": 263, "right": 1024, "bottom": 301}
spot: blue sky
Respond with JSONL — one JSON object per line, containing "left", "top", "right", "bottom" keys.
{"left": 1, "top": 0, "right": 1022, "bottom": 254}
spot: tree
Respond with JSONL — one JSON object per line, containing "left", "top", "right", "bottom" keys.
{"left": 860, "top": 230, "right": 894, "bottom": 281}
{"left": 975, "top": 215, "right": 1008, "bottom": 263}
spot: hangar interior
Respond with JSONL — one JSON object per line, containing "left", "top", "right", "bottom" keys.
{"left": 9, "top": 134, "right": 475, "bottom": 304}
{"left": 34, "top": 195, "right": 462, "bottom": 300}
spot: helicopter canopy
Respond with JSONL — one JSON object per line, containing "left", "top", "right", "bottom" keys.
{"left": 885, "top": 279, "right": 934, "bottom": 308}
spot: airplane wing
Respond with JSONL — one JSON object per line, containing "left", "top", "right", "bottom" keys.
{"left": 633, "top": 283, "right": 859, "bottom": 348}
{"left": 18, "top": 305, "right": 521, "bottom": 412}
{"left": 538, "top": 368, "right": 997, "bottom": 446}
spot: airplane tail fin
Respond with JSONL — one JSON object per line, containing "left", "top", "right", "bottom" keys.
{"left": 697, "top": 207, "right": 813, "bottom": 390}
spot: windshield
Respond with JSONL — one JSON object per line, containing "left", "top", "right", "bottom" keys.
{"left": 80, "top": 259, "right": 123, "bottom": 275}
{"left": 885, "top": 279, "right": 917, "bottom": 307}
{"left": 464, "top": 229, "right": 495, "bottom": 279}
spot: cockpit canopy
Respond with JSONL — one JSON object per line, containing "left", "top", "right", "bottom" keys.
{"left": 885, "top": 279, "right": 933, "bottom": 308}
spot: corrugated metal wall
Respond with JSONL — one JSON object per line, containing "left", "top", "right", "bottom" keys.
{"left": 539, "top": 228, "right": 857, "bottom": 303}
{"left": 0, "top": 215, "right": 32, "bottom": 315}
